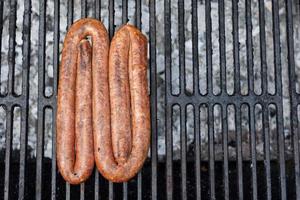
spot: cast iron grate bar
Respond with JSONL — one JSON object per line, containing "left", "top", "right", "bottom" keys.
{"left": 67, "top": 0, "right": 74, "bottom": 30}
{"left": 218, "top": 0, "right": 226, "bottom": 95}
{"left": 249, "top": 104, "right": 257, "bottom": 200}
{"left": 51, "top": 0, "right": 59, "bottom": 199}
{"left": 123, "top": 182, "right": 128, "bottom": 200}
{"left": 137, "top": 171, "right": 142, "bottom": 200}
{"left": 66, "top": 182, "right": 70, "bottom": 200}
{"left": 1, "top": 0, "right": 300, "bottom": 199}
{"left": 149, "top": 0, "right": 158, "bottom": 199}
{"left": 108, "top": 181, "right": 113, "bottom": 200}
{"left": 218, "top": 0, "right": 229, "bottom": 199}
{"left": 205, "top": 0, "right": 217, "bottom": 199}
{"left": 4, "top": 108, "right": 12, "bottom": 200}
{"left": 81, "top": 0, "right": 87, "bottom": 19}
{"left": 180, "top": 106, "right": 187, "bottom": 200}
{"left": 272, "top": 0, "right": 287, "bottom": 199}
{"left": 231, "top": 1, "right": 244, "bottom": 196}
{"left": 122, "top": 0, "right": 128, "bottom": 24}
{"left": 257, "top": 1, "right": 271, "bottom": 199}
{"left": 191, "top": 1, "right": 201, "bottom": 199}
{"left": 258, "top": 0, "right": 268, "bottom": 95}
{"left": 222, "top": 105, "right": 229, "bottom": 200}
{"left": 164, "top": 0, "right": 173, "bottom": 200}
{"left": 194, "top": 106, "right": 201, "bottom": 200}
{"left": 263, "top": 105, "right": 272, "bottom": 200}
{"left": 36, "top": 0, "right": 47, "bottom": 199}
{"left": 109, "top": 0, "right": 114, "bottom": 39}
{"left": 80, "top": 183, "right": 85, "bottom": 200}
{"left": 235, "top": 106, "right": 243, "bottom": 200}
{"left": 94, "top": 169, "right": 99, "bottom": 200}
{"left": 94, "top": 0, "right": 101, "bottom": 20}
{"left": 208, "top": 105, "right": 215, "bottom": 199}
{"left": 0, "top": 0, "right": 3, "bottom": 96}
{"left": 206, "top": 0, "right": 213, "bottom": 96}
{"left": 135, "top": 0, "right": 141, "bottom": 30}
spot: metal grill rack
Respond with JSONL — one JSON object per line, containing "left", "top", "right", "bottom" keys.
{"left": 0, "top": 0, "right": 300, "bottom": 199}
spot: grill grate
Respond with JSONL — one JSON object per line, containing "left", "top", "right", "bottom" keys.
{"left": 0, "top": 0, "right": 300, "bottom": 199}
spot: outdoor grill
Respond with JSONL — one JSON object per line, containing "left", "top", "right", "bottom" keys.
{"left": 1, "top": 0, "right": 300, "bottom": 199}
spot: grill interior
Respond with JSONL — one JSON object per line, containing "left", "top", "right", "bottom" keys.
{"left": 0, "top": 0, "right": 300, "bottom": 199}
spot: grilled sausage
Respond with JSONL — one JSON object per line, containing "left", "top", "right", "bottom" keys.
{"left": 94, "top": 24, "right": 150, "bottom": 182}
{"left": 57, "top": 18, "right": 109, "bottom": 184}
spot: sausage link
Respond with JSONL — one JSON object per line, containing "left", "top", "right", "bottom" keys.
{"left": 110, "top": 27, "right": 132, "bottom": 165}
{"left": 94, "top": 24, "right": 150, "bottom": 182}
{"left": 57, "top": 18, "right": 109, "bottom": 184}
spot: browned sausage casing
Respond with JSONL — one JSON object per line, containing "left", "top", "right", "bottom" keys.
{"left": 94, "top": 24, "right": 150, "bottom": 182}
{"left": 57, "top": 18, "right": 109, "bottom": 184}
